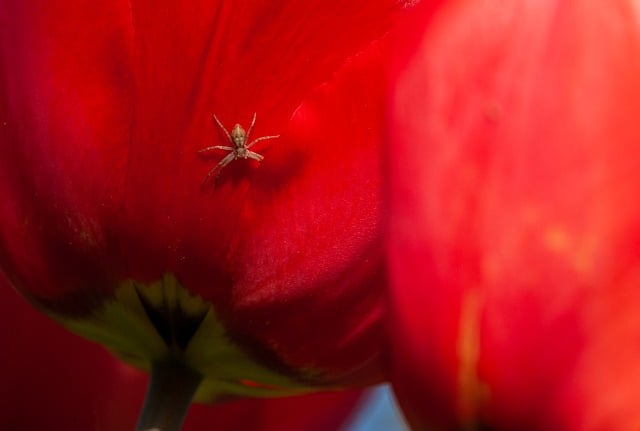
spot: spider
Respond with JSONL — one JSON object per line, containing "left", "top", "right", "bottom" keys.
{"left": 198, "top": 113, "right": 279, "bottom": 187}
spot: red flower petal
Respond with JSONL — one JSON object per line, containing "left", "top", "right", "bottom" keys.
{"left": 183, "top": 390, "right": 363, "bottom": 431}
{"left": 0, "top": 278, "right": 141, "bottom": 430}
{"left": 218, "top": 39, "right": 390, "bottom": 379}
{"left": 389, "top": 0, "right": 640, "bottom": 429}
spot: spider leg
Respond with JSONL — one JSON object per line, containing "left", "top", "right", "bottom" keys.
{"left": 245, "top": 112, "right": 257, "bottom": 141}
{"left": 246, "top": 150, "right": 265, "bottom": 162}
{"left": 247, "top": 135, "right": 280, "bottom": 149}
{"left": 202, "top": 152, "right": 236, "bottom": 187}
{"left": 198, "top": 145, "right": 234, "bottom": 154}
{"left": 213, "top": 114, "right": 233, "bottom": 143}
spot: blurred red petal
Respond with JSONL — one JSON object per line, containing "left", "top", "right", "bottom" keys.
{"left": 388, "top": 1, "right": 640, "bottom": 430}
{"left": 0, "top": 278, "right": 141, "bottom": 430}
{"left": 184, "top": 390, "right": 363, "bottom": 431}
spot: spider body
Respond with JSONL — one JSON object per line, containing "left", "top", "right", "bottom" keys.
{"left": 199, "top": 113, "right": 279, "bottom": 187}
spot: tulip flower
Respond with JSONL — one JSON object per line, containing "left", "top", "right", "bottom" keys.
{"left": 0, "top": 0, "right": 404, "bottom": 428}
{"left": 1, "top": 276, "right": 365, "bottom": 430}
{"left": 388, "top": 1, "right": 640, "bottom": 430}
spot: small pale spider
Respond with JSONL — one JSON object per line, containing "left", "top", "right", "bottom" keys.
{"left": 198, "top": 113, "right": 279, "bottom": 187}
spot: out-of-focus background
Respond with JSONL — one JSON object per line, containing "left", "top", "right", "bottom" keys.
{"left": 345, "top": 385, "right": 409, "bottom": 431}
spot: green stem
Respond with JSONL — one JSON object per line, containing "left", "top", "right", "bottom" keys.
{"left": 136, "top": 360, "right": 203, "bottom": 431}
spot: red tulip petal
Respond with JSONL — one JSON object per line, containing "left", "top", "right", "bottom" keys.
{"left": 0, "top": 0, "right": 135, "bottom": 299}
{"left": 0, "top": 278, "right": 141, "bottom": 430}
{"left": 183, "top": 390, "right": 363, "bottom": 431}
{"left": 216, "top": 38, "right": 390, "bottom": 380}
{"left": 389, "top": 0, "right": 640, "bottom": 429}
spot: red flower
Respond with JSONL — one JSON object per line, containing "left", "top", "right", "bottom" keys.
{"left": 0, "top": 0, "right": 402, "bottom": 425}
{"left": 0, "top": 276, "right": 364, "bottom": 430}
{"left": 388, "top": 1, "right": 640, "bottom": 430}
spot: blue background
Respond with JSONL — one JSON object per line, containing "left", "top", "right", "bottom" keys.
{"left": 344, "top": 385, "right": 409, "bottom": 431}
